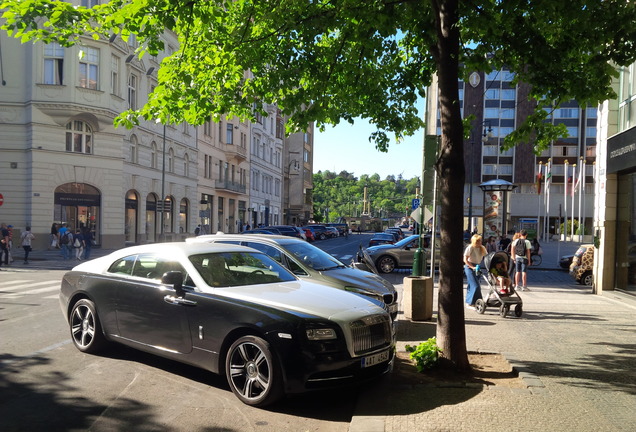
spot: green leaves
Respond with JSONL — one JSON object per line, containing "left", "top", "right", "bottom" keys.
{"left": 406, "top": 337, "right": 442, "bottom": 372}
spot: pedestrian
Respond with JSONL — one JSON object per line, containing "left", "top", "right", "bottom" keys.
{"left": 73, "top": 228, "right": 84, "bottom": 260}
{"left": 512, "top": 229, "right": 532, "bottom": 291}
{"left": 6, "top": 225, "right": 14, "bottom": 263}
{"left": 532, "top": 237, "right": 542, "bottom": 255}
{"left": 82, "top": 226, "right": 93, "bottom": 260}
{"left": 499, "top": 234, "right": 512, "bottom": 253}
{"left": 58, "top": 223, "right": 71, "bottom": 260}
{"left": 20, "top": 226, "right": 35, "bottom": 264}
{"left": 463, "top": 234, "right": 488, "bottom": 310}
{"left": 0, "top": 223, "right": 10, "bottom": 268}
{"left": 195, "top": 224, "right": 201, "bottom": 236}
{"left": 49, "top": 222, "right": 59, "bottom": 249}
{"left": 486, "top": 236, "right": 498, "bottom": 253}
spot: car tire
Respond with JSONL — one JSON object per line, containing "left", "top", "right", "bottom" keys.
{"left": 69, "top": 298, "right": 107, "bottom": 353}
{"left": 581, "top": 271, "right": 593, "bottom": 286}
{"left": 376, "top": 256, "right": 396, "bottom": 273}
{"left": 225, "top": 335, "right": 283, "bottom": 407}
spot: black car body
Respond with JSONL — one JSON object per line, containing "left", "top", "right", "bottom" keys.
{"left": 264, "top": 225, "right": 305, "bottom": 239}
{"left": 60, "top": 243, "right": 394, "bottom": 407}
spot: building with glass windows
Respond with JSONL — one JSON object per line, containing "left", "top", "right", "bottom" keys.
{"left": 427, "top": 69, "right": 596, "bottom": 242}
{"left": 595, "top": 63, "right": 636, "bottom": 295}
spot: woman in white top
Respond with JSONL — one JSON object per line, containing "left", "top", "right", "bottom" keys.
{"left": 20, "top": 226, "right": 35, "bottom": 264}
{"left": 463, "top": 234, "right": 487, "bottom": 309}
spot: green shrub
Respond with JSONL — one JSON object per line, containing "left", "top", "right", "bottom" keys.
{"left": 405, "top": 337, "right": 442, "bottom": 372}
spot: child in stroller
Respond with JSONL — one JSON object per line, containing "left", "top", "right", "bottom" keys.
{"left": 475, "top": 251, "right": 523, "bottom": 317}
{"left": 490, "top": 259, "right": 512, "bottom": 295}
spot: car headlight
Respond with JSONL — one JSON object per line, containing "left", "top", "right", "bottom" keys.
{"left": 306, "top": 328, "right": 337, "bottom": 340}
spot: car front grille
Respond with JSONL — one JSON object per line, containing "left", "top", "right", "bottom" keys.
{"left": 349, "top": 314, "right": 392, "bottom": 356}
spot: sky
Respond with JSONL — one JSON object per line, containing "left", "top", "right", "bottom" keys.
{"left": 313, "top": 121, "right": 425, "bottom": 181}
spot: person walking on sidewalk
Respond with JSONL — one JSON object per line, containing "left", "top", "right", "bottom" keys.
{"left": 58, "top": 223, "right": 71, "bottom": 260}
{"left": 20, "top": 226, "right": 35, "bottom": 264}
{"left": 82, "top": 226, "right": 93, "bottom": 260}
{"left": 463, "top": 234, "right": 487, "bottom": 310}
{"left": 0, "top": 223, "right": 10, "bottom": 268}
{"left": 73, "top": 228, "right": 84, "bottom": 261}
{"left": 512, "top": 229, "right": 532, "bottom": 291}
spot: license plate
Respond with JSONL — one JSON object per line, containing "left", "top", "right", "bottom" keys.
{"left": 361, "top": 349, "right": 390, "bottom": 368}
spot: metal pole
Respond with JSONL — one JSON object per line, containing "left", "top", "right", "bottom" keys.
{"left": 160, "top": 123, "right": 166, "bottom": 242}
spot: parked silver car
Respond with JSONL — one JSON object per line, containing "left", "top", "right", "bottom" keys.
{"left": 187, "top": 233, "right": 399, "bottom": 318}
{"left": 366, "top": 234, "right": 440, "bottom": 273}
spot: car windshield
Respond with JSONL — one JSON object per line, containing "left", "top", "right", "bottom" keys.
{"left": 189, "top": 252, "right": 296, "bottom": 287}
{"left": 395, "top": 235, "right": 419, "bottom": 247}
{"left": 283, "top": 242, "right": 345, "bottom": 271}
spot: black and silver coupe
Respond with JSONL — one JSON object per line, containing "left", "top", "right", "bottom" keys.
{"left": 60, "top": 242, "right": 395, "bottom": 407}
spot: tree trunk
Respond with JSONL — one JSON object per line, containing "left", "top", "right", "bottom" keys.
{"left": 431, "top": 0, "right": 470, "bottom": 371}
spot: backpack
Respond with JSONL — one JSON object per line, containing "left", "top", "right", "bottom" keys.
{"left": 60, "top": 231, "right": 71, "bottom": 245}
{"left": 514, "top": 239, "right": 527, "bottom": 257}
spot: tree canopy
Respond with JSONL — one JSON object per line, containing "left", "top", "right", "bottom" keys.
{"left": 4, "top": 0, "right": 636, "bottom": 370}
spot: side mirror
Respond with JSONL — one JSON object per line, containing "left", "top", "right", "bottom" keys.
{"left": 162, "top": 271, "right": 185, "bottom": 297}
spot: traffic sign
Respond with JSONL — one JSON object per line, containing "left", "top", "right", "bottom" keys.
{"left": 411, "top": 198, "right": 420, "bottom": 210}
{"left": 0, "top": 193, "right": 4, "bottom": 206}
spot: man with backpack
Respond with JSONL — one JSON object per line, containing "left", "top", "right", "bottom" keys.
{"left": 512, "top": 229, "right": 532, "bottom": 291}
{"left": 58, "top": 223, "right": 72, "bottom": 260}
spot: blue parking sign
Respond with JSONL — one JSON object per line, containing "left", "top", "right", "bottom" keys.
{"left": 412, "top": 198, "right": 420, "bottom": 210}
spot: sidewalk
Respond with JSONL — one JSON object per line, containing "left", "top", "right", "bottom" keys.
{"left": 1, "top": 246, "right": 116, "bottom": 271}
{"left": 351, "top": 258, "right": 636, "bottom": 431}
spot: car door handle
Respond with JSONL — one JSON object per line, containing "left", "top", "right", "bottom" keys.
{"left": 164, "top": 295, "right": 197, "bottom": 306}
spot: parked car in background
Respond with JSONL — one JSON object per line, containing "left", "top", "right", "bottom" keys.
{"left": 302, "top": 227, "right": 315, "bottom": 242}
{"left": 303, "top": 225, "right": 330, "bottom": 240}
{"left": 242, "top": 228, "right": 277, "bottom": 235}
{"left": 366, "top": 234, "right": 440, "bottom": 273}
{"left": 383, "top": 230, "right": 401, "bottom": 242}
{"left": 368, "top": 233, "right": 396, "bottom": 247}
{"left": 326, "top": 223, "right": 349, "bottom": 236}
{"left": 264, "top": 225, "right": 306, "bottom": 240}
{"left": 60, "top": 242, "right": 394, "bottom": 407}
{"left": 569, "top": 244, "right": 594, "bottom": 286}
{"left": 325, "top": 227, "right": 340, "bottom": 238}
{"left": 188, "top": 233, "right": 399, "bottom": 319}
{"left": 385, "top": 228, "right": 405, "bottom": 241}
{"left": 560, "top": 254, "right": 574, "bottom": 269}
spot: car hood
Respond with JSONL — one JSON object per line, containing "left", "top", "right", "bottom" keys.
{"left": 217, "top": 280, "right": 387, "bottom": 321}
{"left": 317, "top": 266, "right": 395, "bottom": 295}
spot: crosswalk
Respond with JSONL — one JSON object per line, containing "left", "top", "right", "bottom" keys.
{"left": 0, "top": 279, "right": 60, "bottom": 300}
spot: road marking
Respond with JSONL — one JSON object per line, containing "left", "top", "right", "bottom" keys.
{"left": 1, "top": 284, "right": 60, "bottom": 298}
{"left": 0, "top": 280, "right": 36, "bottom": 289}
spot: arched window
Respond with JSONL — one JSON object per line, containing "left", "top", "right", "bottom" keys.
{"left": 150, "top": 141, "right": 157, "bottom": 169}
{"left": 130, "top": 135, "right": 138, "bottom": 164}
{"left": 65, "top": 120, "right": 93, "bottom": 153}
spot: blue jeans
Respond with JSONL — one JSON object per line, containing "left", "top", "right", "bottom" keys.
{"left": 61, "top": 244, "right": 71, "bottom": 260}
{"left": 464, "top": 265, "right": 482, "bottom": 305}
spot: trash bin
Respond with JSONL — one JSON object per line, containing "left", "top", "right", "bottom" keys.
{"left": 403, "top": 276, "right": 433, "bottom": 321}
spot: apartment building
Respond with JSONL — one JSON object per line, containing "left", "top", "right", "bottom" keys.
{"left": 427, "top": 69, "right": 596, "bottom": 240}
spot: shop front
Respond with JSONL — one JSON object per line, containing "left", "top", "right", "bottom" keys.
{"left": 54, "top": 183, "right": 100, "bottom": 245}
{"left": 607, "top": 128, "right": 636, "bottom": 294}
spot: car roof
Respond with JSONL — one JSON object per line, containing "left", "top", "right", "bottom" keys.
{"left": 188, "top": 233, "right": 303, "bottom": 245}
{"left": 103, "top": 241, "right": 259, "bottom": 260}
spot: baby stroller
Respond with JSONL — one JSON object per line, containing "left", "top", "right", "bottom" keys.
{"left": 475, "top": 251, "right": 523, "bottom": 318}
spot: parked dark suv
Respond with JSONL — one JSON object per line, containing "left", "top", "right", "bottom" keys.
{"left": 264, "top": 225, "right": 305, "bottom": 239}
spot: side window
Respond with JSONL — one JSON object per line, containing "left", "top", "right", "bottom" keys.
{"left": 107, "top": 255, "right": 137, "bottom": 275}
{"left": 244, "top": 242, "right": 283, "bottom": 262}
{"left": 132, "top": 254, "right": 186, "bottom": 281}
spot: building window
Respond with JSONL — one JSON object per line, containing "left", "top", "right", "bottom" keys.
{"left": 110, "top": 55, "right": 120, "bottom": 95}
{"left": 168, "top": 148, "right": 174, "bottom": 173}
{"left": 500, "top": 89, "right": 516, "bottom": 100}
{"left": 65, "top": 120, "right": 93, "bottom": 154}
{"left": 79, "top": 47, "right": 99, "bottom": 89}
{"left": 204, "top": 117, "right": 212, "bottom": 136}
{"left": 44, "top": 42, "right": 64, "bottom": 85}
{"left": 130, "top": 135, "right": 138, "bottom": 164}
{"left": 226, "top": 123, "right": 234, "bottom": 145}
{"left": 184, "top": 153, "right": 190, "bottom": 177}
{"left": 128, "top": 74, "right": 137, "bottom": 109}
{"left": 150, "top": 142, "right": 157, "bottom": 169}
{"left": 81, "top": 0, "right": 100, "bottom": 6}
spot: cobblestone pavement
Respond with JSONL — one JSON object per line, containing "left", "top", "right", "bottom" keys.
{"left": 351, "top": 255, "right": 636, "bottom": 432}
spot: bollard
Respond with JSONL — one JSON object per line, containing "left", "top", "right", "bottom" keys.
{"left": 402, "top": 276, "right": 433, "bottom": 321}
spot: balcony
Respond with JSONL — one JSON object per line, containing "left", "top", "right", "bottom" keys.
{"left": 224, "top": 143, "right": 248, "bottom": 161}
{"left": 215, "top": 179, "right": 247, "bottom": 194}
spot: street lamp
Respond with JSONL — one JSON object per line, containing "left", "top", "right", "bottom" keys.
{"left": 467, "top": 122, "right": 493, "bottom": 233}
